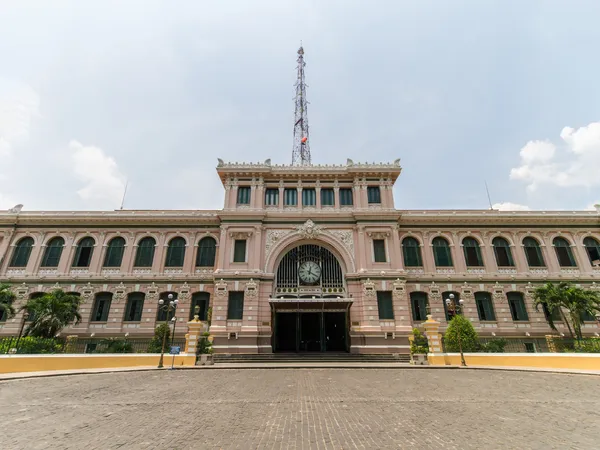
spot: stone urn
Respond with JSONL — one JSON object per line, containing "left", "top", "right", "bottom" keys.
{"left": 410, "top": 353, "right": 428, "bottom": 365}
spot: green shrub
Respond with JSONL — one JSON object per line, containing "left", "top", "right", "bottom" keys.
{"left": 147, "top": 323, "right": 171, "bottom": 353}
{"left": 0, "top": 336, "right": 63, "bottom": 354}
{"left": 96, "top": 338, "right": 134, "bottom": 353}
{"left": 479, "top": 338, "right": 507, "bottom": 353}
{"left": 410, "top": 328, "right": 428, "bottom": 354}
{"left": 197, "top": 332, "right": 214, "bottom": 355}
{"left": 444, "top": 315, "right": 480, "bottom": 353}
{"left": 572, "top": 338, "right": 600, "bottom": 353}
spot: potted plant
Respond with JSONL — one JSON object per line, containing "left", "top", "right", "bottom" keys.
{"left": 410, "top": 328, "right": 429, "bottom": 365}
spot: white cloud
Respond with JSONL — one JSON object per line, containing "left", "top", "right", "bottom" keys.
{"left": 0, "top": 79, "right": 40, "bottom": 157}
{"left": 510, "top": 121, "right": 600, "bottom": 192}
{"left": 585, "top": 203, "right": 600, "bottom": 212}
{"left": 492, "top": 202, "right": 531, "bottom": 211}
{"left": 70, "top": 140, "right": 126, "bottom": 209}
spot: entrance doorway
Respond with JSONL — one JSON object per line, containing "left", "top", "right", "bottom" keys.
{"left": 274, "top": 311, "right": 348, "bottom": 352}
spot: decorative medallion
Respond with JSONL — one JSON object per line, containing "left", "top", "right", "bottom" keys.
{"left": 296, "top": 219, "right": 322, "bottom": 240}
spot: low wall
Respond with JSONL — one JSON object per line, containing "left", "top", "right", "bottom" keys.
{"left": 0, "top": 353, "right": 197, "bottom": 374}
{"left": 428, "top": 353, "right": 600, "bottom": 371}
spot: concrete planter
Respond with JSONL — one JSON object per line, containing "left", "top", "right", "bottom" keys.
{"left": 410, "top": 353, "right": 428, "bottom": 365}
{"left": 196, "top": 354, "right": 214, "bottom": 366}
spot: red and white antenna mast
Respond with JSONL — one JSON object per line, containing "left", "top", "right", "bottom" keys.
{"left": 292, "top": 46, "right": 311, "bottom": 166}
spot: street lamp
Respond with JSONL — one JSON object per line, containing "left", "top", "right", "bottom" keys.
{"left": 445, "top": 293, "right": 466, "bottom": 367}
{"left": 157, "top": 293, "right": 179, "bottom": 368}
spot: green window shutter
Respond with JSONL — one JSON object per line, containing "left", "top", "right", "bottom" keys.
{"left": 265, "top": 188, "right": 279, "bottom": 206}
{"left": 367, "top": 186, "right": 381, "bottom": 203}
{"left": 583, "top": 237, "right": 600, "bottom": 264}
{"left": 402, "top": 238, "right": 422, "bottom": 267}
{"left": 373, "top": 239, "right": 386, "bottom": 262}
{"left": 196, "top": 237, "right": 216, "bottom": 267}
{"left": 227, "top": 291, "right": 244, "bottom": 320}
{"left": 103, "top": 238, "right": 125, "bottom": 267}
{"left": 92, "top": 293, "right": 112, "bottom": 322}
{"left": 410, "top": 292, "right": 428, "bottom": 321}
{"left": 553, "top": 238, "right": 576, "bottom": 267}
{"left": 233, "top": 240, "right": 247, "bottom": 262}
{"left": 237, "top": 187, "right": 251, "bottom": 205}
{"left": 135, "top": 238, "right": 156, "bottom": 267}
{"left": 339, "top": 188, "right": 353, "bottom": 206}
{"left": 475, "top": 292, "right": 495, "bottom": 321}
{"left": 377, "top": 291, "right": 394, "bottom": 320}
{"left": 10, "top": 237, "right": 34, "bottom": 267}
{"left": 433, "top": 238, "right": 453, "bottom": 267}
{"left": 523, "top": 238, "right": 544, "bottom": 267}
{"left": 72, "top": 237, "right": 95, "bottom": 267}
{"left": 125, "top": 293, "right": 145, "bottom": 322}
{"left": 41, "top": 237, "right": 65, "bottom": 267}
{"left": 321, "top": 188, "right": 334, "bottom": 206}
{"left": 165, "top": 238, "right": 186, "bottom": 267}
{"left": 302, "top": 189, "right": 316, "bottom": 206}
{"left": 463, "top": 238, "right": 483, "bottom": 267}
{"left": 284, "top": 188, "right": 297, "bottom": 206}
{"left": 507, "top": 293, "right": 529, "bottom": 321}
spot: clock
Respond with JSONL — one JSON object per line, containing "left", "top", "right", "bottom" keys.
{"left": 298, "top": 261, "right": 321, "bottom": 284}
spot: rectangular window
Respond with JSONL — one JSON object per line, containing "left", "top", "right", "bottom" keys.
{"left": 237, "top": 187, "right": 251, "bottom": 205}
{"left": 581, "top": 310, "right": 596, "bottom": 322}
{"left": 494, "top": 246, "right": 514, "bottom": 267}
{"left": 475, "top": 292, "right": 496, "bottom": 321}
{"left": 464, "top": 246, "right": 483, "bottom": 267}
{"left": 321, "top": 188, "right": 334, "bottom": 206}
{"left": 92, "top": 295, "right": 112, "bottom": 322}
{"left": 265, "top": 188, "right": 279, "bottom": 206}
{"left": 367, "top": 186, "right": 381, "bottom": 204}
{"left": 555, "top": 247, "right": 576, "bottom": 267}
{"left": 190, "top": 295, "right": 209, "bottom": 321}
{"left": 339, "top": 188, "right": 353, "bottom": 206}
{"left": 403, "top": 246, "right": 422, "bottom": 267}
{"left": 227, "top": 291, "right": 244, "bottom": 320}
{"left": 373, "top": 239, "right": 387, "bottom": 262}
{"left": 410, "top": 292, "right": 429, "bottom": 321}
{"left": 507, "top": 292, "right": 529, "bottom": 321}
{"left": 302, "top": 188, "right": 316, "bottom": 206}
{"left": 284, "top": 188, "right": 297, "bottom": 206}
{"left": 542, "top": 304, "right": 562, "bottom": 322}
{"left": 124, "top": 294, "right": 144, "bottom": 322}
{"left": 233, "top": 240, "right": 247, "bottom": 263}
{"left": 376, "top": 291, "right": 394, "bottom": 320}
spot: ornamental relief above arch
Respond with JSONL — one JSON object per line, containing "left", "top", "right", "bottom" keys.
{"left": 264, "top": 220, "right": 356, "bottom": 274}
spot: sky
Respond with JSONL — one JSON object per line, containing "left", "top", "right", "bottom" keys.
{"left": 1, "top": 0, "right": 599, "bottom": 213}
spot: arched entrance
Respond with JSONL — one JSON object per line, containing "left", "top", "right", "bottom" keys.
{"left": 271, "top": 244, "right": 351, "bottom": 352}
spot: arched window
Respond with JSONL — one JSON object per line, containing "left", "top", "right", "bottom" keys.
{"left": 402, "top": 237, "right": 422, "bottom": 267}
{"left": 553, "top": 237, "right": 576, "bottom": 267}
{"left": 474, "top": 292, "right": 495, "bottom": 321}
{"left": 492, "top": 237, "right": 514, "bottom": 267}
{"left": 134, "top": 237, "right": 156, "bottom": 267}
{"left": 9, "top": 237, "right": 34, "bottom": 267}
{"left": 41, "top": 237, "right": 65, "bottom": 267}
{"left": 91, "top": 292, "right": 112, "bottom": 322}
{"left": 190, "top": 292, "right": 210, "bottom": 321}
{"left": 124, "top": 292, "right": 145, "bottom": 322}
{"left": 410, "top": 292, "right": 429, "bottom": 321}
{"left": 196, "top": 237, "right": 217, "bottom": 267}
{"left": 103, "top": 237, "right": 125, "bottom": 268}
{"left": 72, "top": 237, "right": 95, "bottom": 268}
{"left": 165, "top": 237, "right": 186, "bottom": 267}
{"left": 432, "top": 237, "right": 453, "bottom": 267}
{"left": 583, "top": 237, "right": 600, "bottom": 266}
{"left": 523, "top": 237, "right": 545, "bottom": 267}
{"left": 157, "top": 292, "right": 177, "bottom": 322}
{"left": 462, "top": 237, "right": 483, "bottom": 267}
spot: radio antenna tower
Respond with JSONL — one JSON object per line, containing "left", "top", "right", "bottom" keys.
{"left": 292, "top": 46, "right": 311, "bottom": 166}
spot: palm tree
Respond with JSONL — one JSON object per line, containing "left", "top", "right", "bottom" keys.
{"left": 0, "top": 283, "right": 17, "bottom": 322}
{"left": 23, "top": 289, "right": 82, "bottom": 338}
{"left": 533, "top": 282, "right": 600, "bottom": 340}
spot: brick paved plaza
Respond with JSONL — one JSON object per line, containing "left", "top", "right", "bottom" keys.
{"left": 1, "top": 368, "right": 599, "bottom": 449}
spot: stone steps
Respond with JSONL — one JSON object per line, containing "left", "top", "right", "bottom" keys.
{"left": 214, "top": 353, "right": 411, "bottom": 364}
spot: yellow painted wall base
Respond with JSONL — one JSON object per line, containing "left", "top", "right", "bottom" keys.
{"left": 0, "top": 354, "right": 197, "bottom": 374}
{"left": 428, "top": 353, "right": 600, "bottom": 371}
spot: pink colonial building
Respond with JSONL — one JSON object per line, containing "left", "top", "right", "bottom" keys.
{"left": 1, "top": 158, "right": 599, "bottom": 354}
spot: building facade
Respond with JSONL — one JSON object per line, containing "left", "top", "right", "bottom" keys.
{"left": 1, "top": 158, "right": 599, "bottom": 354}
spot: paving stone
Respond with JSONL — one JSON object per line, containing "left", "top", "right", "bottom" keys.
{"left": 1, "top": 369, "right": 599, "bottom": 449}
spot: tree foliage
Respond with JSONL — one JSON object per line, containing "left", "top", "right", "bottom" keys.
{"left": 533, "top": 282, "right": 600, "bottom": 340}
{"left": 0, "top": 283, "right": 16, "bottom": 321}
{"left": 410, "top": 328, "right": 428, "bottom": 354}
{"left": 23, "top": 289, "right": 82, "bottom": 338}
{"left": 197, "top": 332, "right": 214, "bottom": 355}
{"left": 147, "top": 323, "right": 171, "bottom": 353}
{"left": 444, "top": 314, "right": 480, "bottom": 353}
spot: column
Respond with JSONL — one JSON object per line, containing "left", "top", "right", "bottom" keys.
{"left": 27, "top": 242, "right": 45, "bottom": 275}
{"left": 297, "top": 187, "right": 303, "bottom": 211}
{"left": 334, "top": 186, "right": 340, "bottom": 210}
{"left": 278, "top": 182, "right": 284, "bottom": 210}
{"left": 540, "top": 235, "right": 560, "bottom": 274}
{"left": 123, "top": 234, "right": 137, "bottom": 275}
{"left": 316, "top": 184, "right": 322, "bottom": 209}
{"left": 182, "top": 234, "right": 195, "bottom": 275}
{"left": 152, "top": 234, "right": 167, "bottom": 274}
{"left": 58, "top": 235, "right": 77, "bottom": 275}
{"left": 390, "top": 227, "right": 402, "bottom": 271}
{"left": 480, "top": 242, "right": 497, "bottom": 273}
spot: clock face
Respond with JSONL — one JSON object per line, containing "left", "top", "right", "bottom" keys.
{"left": 298, "top": 261, "right": 321, "bottom": 284}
